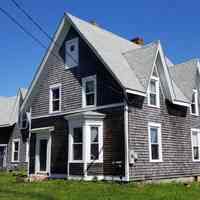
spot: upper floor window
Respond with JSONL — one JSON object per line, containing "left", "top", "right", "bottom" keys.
{"left": 148, "top": 122, "right": 162, "bottom": 162}
{"left": 65, "top": 38, "right": 79, "bottom": 69}
{"left": 12, "top": 139, "right": 20, "bottom": 162}
{"left": 49, "top": 84, "right": 61, "bottom": 113}
{"left": 191, "top": 129, "right": 200, "bottom": 161}
{"left": 191, "top": 89, "right": 198, "bottom": 116}
{"left": 82, "top": 75, "right": 96, "bottom": 107}
{"left": 148, "top": 76, "right": 160, "bottom": 107}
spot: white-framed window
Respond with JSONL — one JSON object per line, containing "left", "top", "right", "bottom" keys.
{"left": 191, "top": 129, "right": 200, "bottom": 161}
{"left": 12, "top": 139, "right": 20, "bottom": 162}
{"left": 49, "top": 83, "right": 61, "bottom": 113}
{"left": 148, "top": 122, "right": 162, "bottom": 162}
{"left": 88, "top": 122, "right": 103, "bottom": 162}
{"left": 65, "top": 38, "right": 79, "bottom": 69}
{"left": 82, "top": 75, "right": 97, "bottom": 107}
{"left": 72, "top": 127, "right": 83, "bottom": 161}
{"left": 148, "top": 76, "right": 160, "bottom": 107}
{"left": 191, "top": 89, "right": 199, "bottom": 116}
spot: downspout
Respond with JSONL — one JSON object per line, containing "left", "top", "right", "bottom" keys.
{"left": 27, "top": 107, "right": 32, "bottom": 176}
{"left": 124, "top": 93, "right": 129, "bottom": 182}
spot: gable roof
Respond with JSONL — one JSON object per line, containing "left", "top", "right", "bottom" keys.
{"left": 21, "top": 13, "right": 192, "bottom": 110}
{"left": 169, "top": 59, "right": 199, "bottom": 101}
{"left": 0, "top": 88, "right": 27, "bottom": 127}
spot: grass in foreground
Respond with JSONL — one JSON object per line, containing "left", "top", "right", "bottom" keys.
{"left": 0, "top": 173, "right": 200, "bottom": 200}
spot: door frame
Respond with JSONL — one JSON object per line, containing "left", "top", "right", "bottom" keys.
{"left": 35, "top": 132, "right": 51, "bottom": 175}
{"left": 0, "top": 144, "right": 7, "bottom": 168}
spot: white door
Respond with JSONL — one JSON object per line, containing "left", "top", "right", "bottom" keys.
{"left": 35, "top": 133, "right": 51, "bottom": 174}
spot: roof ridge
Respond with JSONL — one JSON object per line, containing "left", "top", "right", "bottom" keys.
{"left": 65, "top": 12, "right": 140, "bottom": 49}
{"left": 122, "top": 40, "right": 159, "bottom": 55}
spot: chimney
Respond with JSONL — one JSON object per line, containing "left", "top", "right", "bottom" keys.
{"left": 90, "top": 20, "right": 99, "bottom": 27}
{"left": 131, "top": 37, "right": 144, "bottom": 45}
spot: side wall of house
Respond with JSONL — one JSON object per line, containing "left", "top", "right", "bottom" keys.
{"left": 128, "top": 89, "right": 200, "bottom": 181}
{"left": 7, "top": 124, "right": 28, "bottom": 170}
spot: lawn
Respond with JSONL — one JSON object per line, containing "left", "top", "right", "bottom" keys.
{"left": 0, "top": 173, "right": 200, "bottom": 200}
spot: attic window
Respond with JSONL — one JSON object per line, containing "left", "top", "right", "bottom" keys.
{"left": 65, "top": 38, "right": 79, "bottom": 69}
{"left": 191, "top": 89, "right": 199, "bottom": 116}
{"left": 148, "top": 76, "right": 160, "bottom": 108}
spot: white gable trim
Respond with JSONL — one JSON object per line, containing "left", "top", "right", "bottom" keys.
{"left": 21, "top": 16, "right": 67, "bottom": 112}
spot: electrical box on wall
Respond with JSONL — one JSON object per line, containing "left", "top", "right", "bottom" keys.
{"left": 129, "top": 150, "right": 138, "bottom": 164}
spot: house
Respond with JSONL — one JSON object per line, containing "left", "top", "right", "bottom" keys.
{"left": 0, "top": 88, "right": 28, "bottom": 170}
{"left": 20, "top": 13, "right": 200, "bottom": 182}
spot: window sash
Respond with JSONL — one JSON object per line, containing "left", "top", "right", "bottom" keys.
{"left": 149, "top": 123, "right": 162, "bottom": 162}
{"left": 12, "top": 140, "right": 20, "bottom": 162}
{"left": 50, "top": 84, "right": 61, "bottom": 113}
{"left": 90, "top": 126, "right": 99, "bottom": 160}
{"left": 191, "top": 90, "right": 198, "bottom": 115}
{"left": 192, "top": 130, "right": 200, "bottom": 161}
{"left": 148, "top": 77, "right": 159, "bottom": 107}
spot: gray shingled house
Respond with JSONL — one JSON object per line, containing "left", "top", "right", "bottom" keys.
{"left": 19, "top": 13, "right": 200, "bottom": 182}
{"left": 0, "top": 88, "right": 28, "bottom": 170}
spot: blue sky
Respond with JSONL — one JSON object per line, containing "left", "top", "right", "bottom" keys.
{"left": 1, "top": 0, "right": 200, "bottom": 96}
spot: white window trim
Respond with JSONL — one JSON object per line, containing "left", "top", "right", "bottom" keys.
{"left": 49, "top": 83, "right": 62, "bottom": 114}
{"left": 148, "top": 76, "right": 160, "bottom": 108}
{"left": 86, "top": 121, "right": 103, "bottom": 163}
{"left": 191, "top": 128, "right": 200, "bottom": 162}
{"left": 69, "top": 119, "right": 83, "bottom": 163}
{"left": 148, "top": 122, "right": 162, "bottom": 162}
{"left": 11, "top": 138, "right": 20, "bottom": 163}
{"left": 82, "top": 75, "right": 97, "bottom": 108}
{"left": 191, "top": 89, "right": 199, "bottom": 116}
{"left": 65, "top": 38, "right": 79, "bottom": 69}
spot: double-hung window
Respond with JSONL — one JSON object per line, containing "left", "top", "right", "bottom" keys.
{"left": 148, "top": 76, "right": 160, "bottom": 107}
{"left": 148, "top": 122, "right": 162, "bottom": 162}
{"left": 90, "top": 126, "right": 100, "bottom": 160}
{"left": 191, "top": 89, "right": 199, "bottom": 116}
{"left": 72, "top": 127, "right": 83, "bottom": 161}
{"left": 82, "top": 75, "right": 96, "bottom": 107}
{"left": 49, "top": 84, "right": 61, "bottom": 113}
{"left": 12, "top": 139, "right": 20, "bottom": 162}
{"left": 191, "top": 129, "right": 200, "bottom": 161}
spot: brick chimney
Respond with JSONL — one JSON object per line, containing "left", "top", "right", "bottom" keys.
{"left": 131, "top": 37, "right": 144, "bottom": 45}
{"left": 90, "top": 20, "right": 99, "bottom": 27}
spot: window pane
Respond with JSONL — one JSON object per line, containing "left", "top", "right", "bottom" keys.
{"left": 53, "top": 100, "right": 60, "bottom": 111}
{"left": 192, "top": 132, "right": 198, "bottom": 146}
{"left": 191, "top": 103, "right": 196, "bottom": 114}
{"left": 150, "top": 128, "right": 158, "bottom": 143}
{"left": 52, "top": 88, "right": 60, "bottom": 99}
{"left": 150, "top": 94, "right": 156, "bottom": 105}
{"left": 86, "top": 94, "right": 94, "bottom": 105}
{"left": 91, "top": 144, "right": 99, "bottom": 160}
{"left": 86, "top": 81, "right": 94, "bottom": 93}
{"left": 91, "top": 127, "right": 98, "bottom": 143}
{"left": 73, "top": 144, "right": 82, "bottom": 160}
{"left": 194, "top": 147, "right": 199, "bottom": 160}
{"left": 150, "top": 80, "right": 156, "bottom": 93}
{"left": 14, "top": 142, "right": 19, "bottom": 151}
{"left": 14, "top": 152, "right": 18, "bottom": 161}
{"left": 73, "top": 128, "right": 82, "bottom": 143}
{"left": 151, "top": 144, "right": 159, "bottom": 160}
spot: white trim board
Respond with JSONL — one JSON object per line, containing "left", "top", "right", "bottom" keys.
{"left": 32, "top": 103, "right": 125, "bottom": 120}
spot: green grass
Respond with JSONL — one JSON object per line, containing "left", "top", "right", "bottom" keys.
{"left": 0, "top": 173, "right": 200, "bottom": 200}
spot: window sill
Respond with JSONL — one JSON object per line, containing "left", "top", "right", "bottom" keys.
{"left": 11, "top": 161, "right": 20, "bottom": 163}
{"left": 64, "top": 65, "right": 78, "bottom": 70}
{"left": 192, "top": 159, "right": 200, "bottom": 162}
{"left": 148, "top": 104, "right": 160, "bottom": 108}
{"left": 191, "top": 113, "right": 199, "bottom": 117}
{"left": 49, "top": 110, "right": 62, "bottom": 115}
{"left": 82, "top": 105, "right": 96, "bottom": 109}
{"left": 149, "top": 159, "right": 163, "bottom": 163}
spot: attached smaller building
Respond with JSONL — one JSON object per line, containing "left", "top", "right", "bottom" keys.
{"left": 0, "top": 88, "right": 28, "bottom": 170}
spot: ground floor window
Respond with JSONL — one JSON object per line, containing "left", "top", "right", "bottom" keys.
{"left": 12, "top": 139, "right": 20, "bottom": 162}
{"left": 191, "top": 129, "right": 200, "bottom": 161}
{"left": 148, "top": 122, "right": 162, "bottom": 162}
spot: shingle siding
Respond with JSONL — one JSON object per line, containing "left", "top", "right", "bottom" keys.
{"left": 128, "top": 89, "right": 200, "bottom": 181}
{"left": 31, "top": 27, "right": 123, "bottom": 118}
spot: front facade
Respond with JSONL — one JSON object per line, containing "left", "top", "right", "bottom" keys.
{"left": 17, "top": 13, "right": 200, "bottom": 182}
